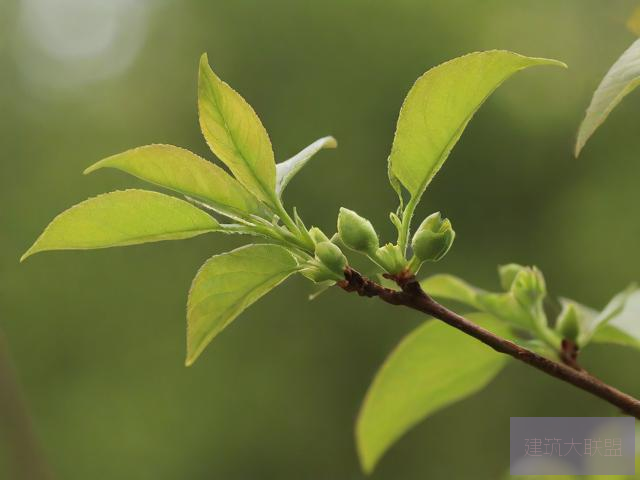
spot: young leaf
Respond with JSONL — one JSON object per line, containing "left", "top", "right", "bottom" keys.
{"left": 421, "top": 274, "right": 483, "bottom": 309}
{"left": 389, "top": 51, "right": 566, "bottom": 202}
{"left": 186, "top": 244, "right": 298, "bottom": 365}
{"left": 356, "top": 313, "right": 512, "bottom": 473}
{"left": 198, "top": 53, "right": 277, "bottom": 207}
{"left": 21, "top": 190, "right": 220, "bottom": 261}
{"left": 423, "top": 271, "right": 551, "bottom": 333}
{"left": 84, "top": 144, "right": 266, "bottom": 219}
{"left": 575, "top": 38, "right": 640, "bottom": 157}
{"left": 276, "top": 136, "right": 337, "bottom": 196}
{"left": 591, "top": 324, "right": 640, "bottom": 350}
{"left": 570, "top": 287, "right": 640, "bottom": 350}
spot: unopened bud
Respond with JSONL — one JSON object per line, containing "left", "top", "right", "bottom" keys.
{"left": 498, "top": 263, "right": 525, "bottom": 291}
{"left": 315, "top": 241, "right": 347, "bottom": 276}
{"left": 556, "top": 303, "right": 581, "bottom": 343}
{"left": 337, "top": 208, "right": 379, "bottom": 255}
{"left": 411, "top": 212, "right": 455, "bottom": 262}
{"left": 375, "top": 243, "right": 406, "bottom": 275}
{"left": 511, "top": 267, "right": 546, "bottom": 307}
{"left": 309, "top": 227, "right": 330, "bottom": 244}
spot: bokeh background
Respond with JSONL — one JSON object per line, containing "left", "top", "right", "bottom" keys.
{"left": 2, "top": 0, "right": 640, "bottom": 478}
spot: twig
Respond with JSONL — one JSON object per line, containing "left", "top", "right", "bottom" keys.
{"left": 338, "top": 267, "right": 640, "bottom": 419}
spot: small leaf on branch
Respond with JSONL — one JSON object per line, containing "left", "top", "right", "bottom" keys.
{"left": 198, "top": 53, "right": 277, "bottom": 207}
{"left": 186, "top": 244, "right": 299, "bottom": 365}
{"left": 84, "top": 144, "right": 265, "bottom": 218}
{"left": 21, "top": 190, "right": 220, "bottom": 261}
{"left": 276, "top": 136, "right": 337, "bottom": 196}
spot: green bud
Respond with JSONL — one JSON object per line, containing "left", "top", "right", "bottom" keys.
{"left": 315, "top": 241, "right": 347, "bottom": 275}
{"left": 374, "top": 243, "right": 406, "bottom": 274}
{"left": 411, "top": 212, "right": 455, "bottom": 263}
{"left": 498, "top": 263, "right": 525, "bottom": 291}
{"left": 309, "top": 226, "right": 330, "bottom": 244}
{"left": 300, "top": 265, "right": 341, "bottom": 283}
{"left": 511, "top": 267, "right": 546, "bottom": 308}
{"left": 556, "top": 302, "right": 581, "bottom": 343}
{"left": 337, "top": 207, "right": 379, "bottom": 255}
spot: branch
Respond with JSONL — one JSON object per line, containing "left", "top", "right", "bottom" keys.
{"left": 338, "top": 267, "right": 640, "bottom": 419}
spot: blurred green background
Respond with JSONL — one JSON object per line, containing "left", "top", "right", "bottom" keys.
{"left": 2, "top": 0, "right": 640, "bottom": 478}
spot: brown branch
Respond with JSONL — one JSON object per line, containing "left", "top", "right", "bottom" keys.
{"left": 338, "top": 267, "right": 640, "bottom": 419}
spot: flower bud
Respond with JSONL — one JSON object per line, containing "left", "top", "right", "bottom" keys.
{"left": 411, "top": 212, "right": 455, "bottom": 262}
{"left": 308, "top": 226, "right": 330, "bottom": 244}
{"left": 337, "top": 208, "right": 379, "bottom": 255}
{"left": 511, "top": 267, "right": 546, "bottom": 308}
{"left": 498, "top": 263, "right": 525, "bottom": 291}
{"left": 556, "top": 303, "right": 581, "bottom": 343}
{"left": 315, "top": 241, "right": 347, "bottom": 276}
{"left": 375, "top": 243, "right": 406, "bottom": 275}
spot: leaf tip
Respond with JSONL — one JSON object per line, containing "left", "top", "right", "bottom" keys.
{"left": 325, "top": 136, "right": 338, "bottom": 148}
{"left": 20, "top": 240, "right": 41, "bottom": 262}
{"left": 83, "top": 163, "right": 99, "bottom": 175}
{"left": 355, "top": 422, "right": 377, "bottom": 475}
{"left": 553, "top": 59, "right": 569, "bottom": 69}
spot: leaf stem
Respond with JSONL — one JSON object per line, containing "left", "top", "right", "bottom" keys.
{"left": 273, "top": 198, "right": 314, "bottom": 252}
{"left": 398, "top": 195, "right": 419, "bottom": 255}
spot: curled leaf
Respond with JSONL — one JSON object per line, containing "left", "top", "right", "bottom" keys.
{"left": 276, "top": 136, "right": 337, "bottom": 196}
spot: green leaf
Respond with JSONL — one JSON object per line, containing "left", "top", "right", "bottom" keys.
{"left": 21, "top": 190, "right": 219, "bottom": 261}
{"left": 420, "top": 274, "right": 483, "bottom": 309}
{"left": 591, "top": 324, "right": 640, "bottom": 350}
{"left": 423, "top": 270, "right": 552, "bottom": 334}
{"left": 389, "top": 51, "right": 566, "bottom": 201}
{"left": 356, "top": 313, "right": 512, "bottom": 473}
{"left": 582, "top": 288, "right": 640, "bottom": 350}
{"left": 575, "top": 38, "right": 640, "bottom": 157}
{"left": 276, "top": 136, "right": 337, "bottom": 196}
{"left": 186, "top": 244, "right": 298, "bottom": 365}
{"left": 198, "top": 53, "right": 277, "bottom": 207}
{"left": 84, "top": 144, "right": 265, "bottom": 218}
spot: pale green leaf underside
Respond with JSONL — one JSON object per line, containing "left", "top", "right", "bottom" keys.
{"left": 421, "top": 273, "right": 483, "bottom": 309}
{"left": 21, "top": 189, "right": 219, "bottom": 261}
{"left": 589, "top": 289, "right": 640, "bottom": 351}
{"left": 575, "top": 38, "right": 640, "bottom": 157}
{"left": 389, "top": 50, "right": 566, "bottom": 199}
{"left": 198, "top": 53, "right": 277, "bottom": 206}
{"left": 186, "top": 244, "right": 298, "bottom": 365}
{"left": 356, "top": 313, "right": 512, "bottom": 473}
{"left": 84, "top": 144, "right": 264, "bottom": 218}
{"left": 275, "top": 136, "right": 337, "bottom": 196}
